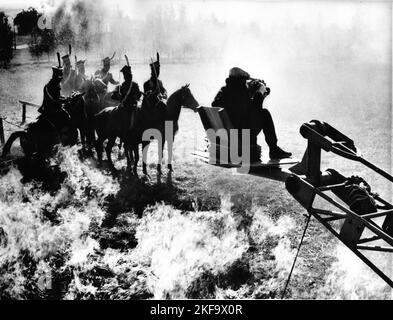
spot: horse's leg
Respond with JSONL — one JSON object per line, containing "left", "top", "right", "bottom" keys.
{"left": 157, "top": 138, "right": 165, "bottom": 174}
{"left": 87, "top": 126, "right": 95, "bottom": 151}
{"left": 95, "top": 136, "right": 104, "bottom": 165}
{"left": 118, "top": 138, "right": 123, "bottom": 160}
{"left": 167, "top": 133, "right": 174, "bottom": 172}
{"left": 105, "top": 136, "right": 116, "bottom": 167}
{"left": 124, "top": 143, "right": 132, "bottom": 172}
{"left": 142, "top": 141, "right": 150, "bottom": 175}
{"left": 79, "top": 127, "right": 86, "bottom": 148}
{"left": 133, "top": 143, "right": 139, "bottom": 175}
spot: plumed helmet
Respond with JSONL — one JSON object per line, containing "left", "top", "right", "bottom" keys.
{"left": 52, "top": 66, "right": 63, "bottom": 80}
{"left": 76, "top": 59, "right": 86, "bottom": 67}
{"left": 103, "top": 57, "right": 111, "bottom": 66}
{"left": 121, "top": 54, "right": 132, "bottom": 75}
{"left": 229, "top": 67, "right": 250, "bottom": 79}
{"left": 149, "top": 52, "right": 160, "bottom": 74}
{"left": 103, "top": 52, "right": 116, "bottom": 67}
{"left": 62, "top": 54, "right": 71, "bottom": 66}
{"left": 120, "top": 65, "right": 132, "bottom": 75}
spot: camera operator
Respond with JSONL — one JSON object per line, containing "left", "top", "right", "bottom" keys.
{"left": 212, "top": 67, "right": 292, "bottom": 160}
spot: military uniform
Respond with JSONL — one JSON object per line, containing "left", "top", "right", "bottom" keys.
{"left": 94, "top": 69, "right": 118, "bottom": 86}
{"left": 39, "top": 66, "right": 72, "bottom": 130}
{"left": 94, "top": 55, "right": 119, "bottom": 86}
{"left": 143, "top": 78, "right": 167, "bottom": 99}
{"left": 121, "top": 80, "right": 142, "bottom": 108}
{"left": 111, "top": 65, "right": 142, "bottom": 137}
{"left": 74, "top": 59, "right": 87, "bottom": 91}
{"left": 142, "top": 53, "right": 167, "bottom": 115}
{"left": 61, "top": 54, "right": 76, "bottom": 96}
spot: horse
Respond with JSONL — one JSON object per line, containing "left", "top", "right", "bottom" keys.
{"left": 93, "top": 100, "right": 136, "bottom": 168}
{"left": 81, "top": 79, "right": 102, "bottom": 148}
{"left": 1, "top": 95, "right": 85, "bottom": 159}
{"left": 124, "top": 84, "right": 199, "bottom": 175}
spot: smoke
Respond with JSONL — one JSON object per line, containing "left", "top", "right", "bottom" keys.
{"left": 33, "top": 0, "right": 391, "bottom": 125}
{"left": 50, "top": 0, "right": 107, "bottom": 54}
{"left": 318, "top": 245, "right": 392, "bottom": 299}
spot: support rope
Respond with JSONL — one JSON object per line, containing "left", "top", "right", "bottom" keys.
{"left": 281, "top": 212, "right": 311, "bottom": 299}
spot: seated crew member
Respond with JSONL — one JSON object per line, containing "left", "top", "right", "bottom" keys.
{"left": 212, "top": 67, "right": 292, "bottom": 160}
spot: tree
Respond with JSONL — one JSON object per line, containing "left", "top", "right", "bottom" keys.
{"left": 0, "top": 12, "right": 14, "bottom": 68}
{"left": 28, "top": 32, "right": 42, "bottom": 60}
{"left": 28, "top": 28, "right": 56, "bottom": 61}
{"left": 14, "top": 7, "right": 40, "bottom": 35}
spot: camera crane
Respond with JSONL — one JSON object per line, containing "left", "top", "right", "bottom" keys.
{"left": 194, "top": 106, "right": 393, "bottom": 290}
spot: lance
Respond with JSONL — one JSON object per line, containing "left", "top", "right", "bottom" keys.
{"left": 118, "top": 50, "right": 121, "bottom": 85}
{"left": 75, "top": 55, "right": 78, "bottom": 77}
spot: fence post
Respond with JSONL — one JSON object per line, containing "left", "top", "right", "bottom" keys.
{"left": 0, "top": 118, "right": 5, "bottom": 145}
{"left": 21, "top": 103, "right": 26, "bottom": 124}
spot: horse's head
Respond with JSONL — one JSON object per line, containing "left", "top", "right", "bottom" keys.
{"left": 178, "top": 84, "right": 199, "bottom": 112}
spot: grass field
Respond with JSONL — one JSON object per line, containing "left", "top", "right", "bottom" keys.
{"left": 0, "top": 48, "right": 392, "bottom": 299}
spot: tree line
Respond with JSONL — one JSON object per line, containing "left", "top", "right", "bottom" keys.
{"left": 1, "top": 3, "right": 383, "bottom": 67}
{"left": 0, "top": 12, "right": 14, "bottom": 68}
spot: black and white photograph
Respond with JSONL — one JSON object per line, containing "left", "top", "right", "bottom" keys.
{"left": 0, "top": 0, "right": 392, "bottom": 306}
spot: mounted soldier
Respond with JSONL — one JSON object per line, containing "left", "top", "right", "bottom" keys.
{"left": 61, "top": 45, "right": 76, "bottom": 96}
{"left": 212, "top": 67, "right": 292, "bottom": 161}
{"left": 74, "top": 57, "right": 87, "bottom": 92}
{"left": 94, "top": 52, "right": 119, "bottom": 87}
{"left": 37, "top": 52, "right": 84, "bottom": 143}
{"left": 38, "top": 55, "right": 72, "bottom": 132}
{"left": 119, "top": 55, "right": 142, "bottom": 109}
{"left": 110, "top": 55, "right": 142, "bottom": 135}
{"left": 93, "top": 55, "right": 143, "bottom": 167}
{"left": 94, "top": 52, "right": 119, "bottom": 108}
{"left": 142, "top": 52, "right": 167, "bottom": 119}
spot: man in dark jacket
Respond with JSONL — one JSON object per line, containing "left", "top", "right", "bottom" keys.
{"left": 38, "top": 66, "right": 72, "bottom": 130}
{"left": 212, "top": 67, "right": 292, "bottom": 160}
{"left": 143, "top": 53, "right": 167, "bottom": 98}
{"left": 111, "top": 64, "right": 143, "bottom": 134}
{"left": 119, "top": 64, "right": 142, "bottom": 109}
